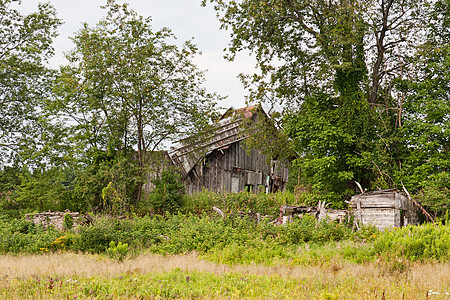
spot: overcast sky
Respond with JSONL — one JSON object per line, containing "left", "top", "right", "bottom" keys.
{"left": 16, "top": 0, "right": 257, "bottom": 109}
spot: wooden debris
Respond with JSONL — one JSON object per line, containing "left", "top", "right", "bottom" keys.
{"left": 213, "top": 206, "right": 225, "bottom": 218}
{"left": 402, "top": 184, "right": 434, "bottom": 223}
{"left": 83, "top": 213, "right": 95, "bottom": 224}
{"left": 279, "top": 204, "right": 349, "bottom": 223}
{"left": 355, "top": 181, "right": 365, "bottom": 194}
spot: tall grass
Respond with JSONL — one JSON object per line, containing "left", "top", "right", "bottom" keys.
{"left": 0, "top": 253, "right": 448, "bottom": 299}
{"left": 373, "top": 222, "right": 450, "bottom": 262}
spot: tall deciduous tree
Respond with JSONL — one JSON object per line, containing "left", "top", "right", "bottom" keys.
{"left": 52, "top": 0, "right": 219, "bottom": 205}
{"left": 203, "top": 0, "right": 442, "bottom": 205}
{"left": 398, "top": 0, "right": 449, "bottom": 215}
{"left": 0, "top": 0, "right": 61, "bottom": 164}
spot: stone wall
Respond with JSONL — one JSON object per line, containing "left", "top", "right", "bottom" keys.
{"left": 25, "top": 211, "right": 83, "bottom": 231}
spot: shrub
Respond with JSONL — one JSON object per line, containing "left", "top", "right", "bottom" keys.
{"left": 352, "top": 224, "right": 379, "bottom": 243}
{"left": 338, "top": 241, "right": 375, "bottom": 263}
{"left": 144, "top": 170, "right": 186, "bottom": 215}
{"left": 1, "top": 207, "right": 449, "bottom": 265}
{"left": 40, "top": 235, "right": 73, "bottom": 253}
{"left": 313, "top": 219, "right": 352, "bottom": 242}
{"left": 106, "top": 241, "right": 128, "bottom": 262}
{"left": 63, "top": 213, "right": 74, "bottom": 230}
{"left": 0, "top": 215, "right": 61, "bottom": 254}
{"left": 73, "top": 217, "right": 125, "bottom": 253}
{"left": 183, "top": 190, "right": 298, "bottom": 216}
{"left": 373, "top": 223, "right": 450, "bottom": 262}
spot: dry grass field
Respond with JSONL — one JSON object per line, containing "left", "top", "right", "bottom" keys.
{"left": 0, "top": 253, "right": 449, "bottom": 299}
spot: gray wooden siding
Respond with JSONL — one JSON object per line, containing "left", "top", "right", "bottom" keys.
{"left": 351, "top": 190, "right": 419, "bottom": 231}
{"left": 184, "top": 141, "right": 288, "bottom": 194}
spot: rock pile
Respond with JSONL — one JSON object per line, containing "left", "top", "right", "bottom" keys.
{"left": 25, "top": 211, "right": 82, "bottom": 230}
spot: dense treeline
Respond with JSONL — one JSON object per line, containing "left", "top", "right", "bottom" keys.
{"left": 0, "top": 0, "right": 448, "bottom": 216}
{"left": 205, "top": 0, "right": 449, "bottom": 212}
{"left": 0, "top": 0, "right": 219, "bottom": 215}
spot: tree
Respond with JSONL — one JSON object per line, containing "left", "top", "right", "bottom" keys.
{"left": 398, "top": 0, "right": 449, "bottom": 215}
{"left": 14, "top": 167, "right": 65, "bottom": 211}
{"left": 203, "top": 0, "right": 439, "bottom": 205}
{"left": 0, "top": 0, "right": 61, "bottom": 164}
{"left": 52, "top": 0, "right": 219, "bottom": 206}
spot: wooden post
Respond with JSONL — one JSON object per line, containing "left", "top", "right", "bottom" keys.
{"left": 357, "top": 199, "right": 362, "bottom": 224}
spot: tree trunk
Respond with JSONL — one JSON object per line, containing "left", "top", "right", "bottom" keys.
{"left": 135, "top": 97, "right": 145, "bottom": 206}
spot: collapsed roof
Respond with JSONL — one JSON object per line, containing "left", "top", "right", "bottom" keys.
{"left": 168, "top": 106, "right": 257, "bottom": 179}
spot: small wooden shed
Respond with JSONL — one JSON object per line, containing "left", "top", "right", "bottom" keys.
{"left": 350, "top": 189, "right": 419, "bottom": 231}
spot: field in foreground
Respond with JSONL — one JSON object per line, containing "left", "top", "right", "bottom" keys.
{"left": 0, "top": 253, "right": 449, "bottom": 299}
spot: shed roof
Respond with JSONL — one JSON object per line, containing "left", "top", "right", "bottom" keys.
{"left": 350, "top": 189, "right": 408, "bottom": 209}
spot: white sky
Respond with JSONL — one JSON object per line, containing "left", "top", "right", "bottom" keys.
{"left": 16, "top": 0, "right": 258, "bottom": 110}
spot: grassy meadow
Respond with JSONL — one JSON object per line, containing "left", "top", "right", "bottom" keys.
{"left": 0, "top": 253, "right": 449, "bottom": 299}
{"left": 0, "top": 192, "right": 449, "bottom": 299}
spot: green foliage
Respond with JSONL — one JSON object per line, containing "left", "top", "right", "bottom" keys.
{"left": 0, "top": 210, "right": 449, "bottom": 264}
{"left": 14, "top": 168, "right": 65, "bottom": 211}
{"left": 102, "top": 182, "right": 127, "bottom": 216}
{"left": 51, "top": 0, "right": 219, "bottom": 206}
{"left": 352, "top": 224, "right": 379, "bottom": 243}
{"left": 373, "top": 223, "right": 450, "bottom": 262}
{"left": 394, "top": 0, "right": 449, "bottom": 215}
{"left": 72, "top": 151, "right": 139, "bottom": 213}
{"left": 106, "top": 241, "right": 128, "bottom": 262}
{"left": 73, "top": 217, "right": 127, "bottom": 254}
{"left": 144, "top": 170, "right": 186, "bottom": 215}
{"left": 5, "top": 267, "right": 437, "bottom": 300}
{"left": 40, "top": 235, "right": 73, "bottom": 253}
{"left": 338, "top": 241, "right": 375, "bottom": 264}
{"left": 0, "top": 166, "right": 80, "bottom": 213}
{"left": 0, "top": 164, "right": 82, "bottom": 215}
{"left": 284, "top": 92, "right": 375, "bottom": 205}
{"left": 183, "top": 190, "right": 297, "bottom": 216}
{"left": 417, "top": 183, "right": 449, "bottom": 218}
{"left": 203, "top": 0, "right": 448, "bottom": 212}
{"left": 0, "top": 165, "right": 21, "bottom": 214}
{"left": 0, "top": 0, "right": 62, "bottom": 163}
{"left": 0, "top": 214, "right": 60, "bottom": 254}
{"left": 63, "top": 213, "right": 74, "bottom": 231}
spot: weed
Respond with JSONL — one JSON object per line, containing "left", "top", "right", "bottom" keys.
{"left": 106, "top": 241, "right": 128, "bottom": 262}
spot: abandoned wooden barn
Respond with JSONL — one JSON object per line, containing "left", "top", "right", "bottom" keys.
{"left": 350, "top": 189, "right": 420, "bottom": 231}
{"left": 151, "top": 106, "right": 289, "bottom": 195}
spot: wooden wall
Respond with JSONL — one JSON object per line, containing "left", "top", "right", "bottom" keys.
{"left": 184, "top": 141, "right": 288, "bottom": 194}
{"left": 142, "top": 151, "right": 175, "bottom": 195}
{"left": 351, "top": 190, "right": 419, "bottom": 231}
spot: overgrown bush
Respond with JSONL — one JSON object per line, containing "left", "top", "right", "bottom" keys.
{"left": 0, "top": 214, "right": 60, "bottom": 254}
{"left": 63, "top": 213, "right": 74, "bottom": 230}
{"left": 74, "top": 217, "right": 136, "bottom": 254}
{"left": 0, "top": 210, "right": 449, "bottom": 265}
{"left": 106, "top": 241, "right": 128, "bottom": 262}
{"left": 183, "top": 190, "right": 298, "bottom": 216}
{"left": 373, "top": 223, "right": 450, "bottom": 262}
{"left": 143, "top": 170, "right": 186, "bottom": 215}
